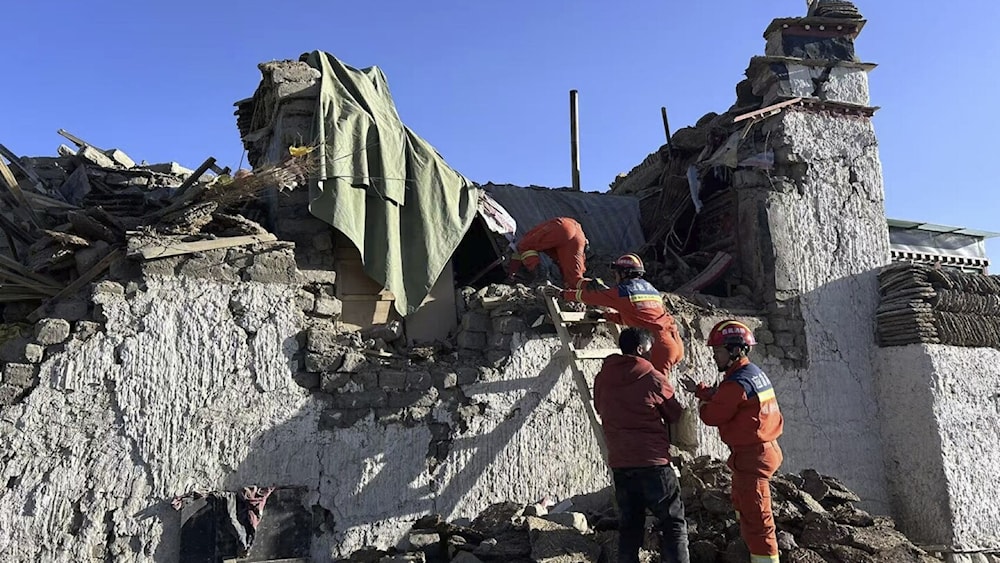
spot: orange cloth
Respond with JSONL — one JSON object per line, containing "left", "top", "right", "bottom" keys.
{"left": 562, "top": 277, "right": 684, "bottom": 372}
{"left": 696, "top": 357, "right": 784, "bottom": 560}
{"left": 507, "top": 217, "right": 587, "bottom": 288}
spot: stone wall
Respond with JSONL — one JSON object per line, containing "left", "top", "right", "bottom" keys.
{"left": 876, "top": 344, "right": 1000, "bottom": 553}
{"left": 735, "top": 106, "right": 891, "bottom": 511}
{"left": 0, "top": 267, "right": 609, "bottom": 561}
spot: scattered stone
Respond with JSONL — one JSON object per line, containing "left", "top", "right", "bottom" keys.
{"left": 2, "top": 363, "right": 38, "bottom": 387}
{"left": 34, "top": 318, "right": 71, "bottom": 345}
{"left": 527, "top": 516, "right": 600, "bottom": 563}
{"left": 314, "top": 296, "right": 343, "bottom": 318}
{"left": 23, "top": 343, "right": 44, "bottom": 364}
{"left": 77, "top": 145, "right": 116, "bottom": 168}
{"left": 523, "top": 504, "right": 548, "bottom": 517}
{"left": 104, "top": 148, "right": 135, "bottom": 168}
{"left": 542, "top": 511, "right": 589, "bottom": 534}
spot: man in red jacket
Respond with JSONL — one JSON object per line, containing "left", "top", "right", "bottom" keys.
{"left": 558, "top": 254, "right": 684, "bottom": 373}
{"left": 507, "top": 217, "right": 589, "bottom": 289}
{"left": 681, "top": 320, "right": 784, "bottom": 563}
{"left": 595, "top": 327, "right": 689, "bottom": 563}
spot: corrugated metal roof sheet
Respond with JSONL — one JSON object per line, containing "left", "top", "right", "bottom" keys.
{"left": 482, "top": 183, "right": 645, "bottom": 255}
{"left": 887, "top": 218, "right": 1000, "bottom": 238}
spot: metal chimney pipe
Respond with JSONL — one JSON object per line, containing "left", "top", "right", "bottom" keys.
{"left": 570, "top": 90, "right": 581, "bottom": 191}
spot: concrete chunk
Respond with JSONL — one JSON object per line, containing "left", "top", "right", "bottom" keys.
{"left": 77, "top": 145, "right": 116, "bottom": 168}
{"left": 104, "top": 149, "right": 135, "bottom": 168}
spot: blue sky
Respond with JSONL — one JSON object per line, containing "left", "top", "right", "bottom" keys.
{"left": 2, "top": 1, "right": 998, "bottom": 262}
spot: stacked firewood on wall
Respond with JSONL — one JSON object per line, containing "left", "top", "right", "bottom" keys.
{"left": 0, "top": 130, "right": 315, "bottom": 322}
{"left": 877, "top": 262, "right": 1000, "bottom": 348}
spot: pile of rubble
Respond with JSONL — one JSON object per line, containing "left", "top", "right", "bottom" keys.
{"left": 876, "top": 263, "right": 1000, "bottom": 348}
{"left": 0, "top": 132, "right": 312, "bottom": 322}
{"left": 335, "top": 455, "right": 940, "bottom": 563}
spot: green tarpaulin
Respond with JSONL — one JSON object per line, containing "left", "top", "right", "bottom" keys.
{"left": 303, "top": 51, "right": 481, "bottom": 316}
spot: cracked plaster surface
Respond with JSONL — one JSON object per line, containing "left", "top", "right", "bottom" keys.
{"left": 745, "top": 110, "right": 891, "bottom": 512}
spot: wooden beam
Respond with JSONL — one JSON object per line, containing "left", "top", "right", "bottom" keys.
{"left": 0, "top": 253, "right": 62, "bottom": 289}
{"left": 732, "top": 97, "right": 803, "bottom": 123}
{"left": 0, "top": 154, "right": 42, "bottom": 227}
{"left": 27, "top": 248, "right": 123, "bottom": 322}
{"left": 131, "top": 233, "right": 277, "bottom": 260}
{"left": 173, "top": 157, "right": 216, "bottom": 200}
{"left": 0, "top": 144, "right": 46, "bottom": 188}
{"left": 56, "top": 129, "right": 104, "bottom": 151}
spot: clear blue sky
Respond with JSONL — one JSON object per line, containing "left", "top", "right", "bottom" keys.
{"left": 2, "top": 1, "right": 998, "bottom": 262}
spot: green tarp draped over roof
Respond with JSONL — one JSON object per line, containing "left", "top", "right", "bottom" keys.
{"left": 303, "top": 51, "right": 481, "bottom": 316}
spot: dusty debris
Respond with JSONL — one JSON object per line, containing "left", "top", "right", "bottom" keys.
{"left": 334, "top": 456, "right": 941, "bottom": 563}
{"left": 0, "top": 131, "right": 315, "bottom": 320}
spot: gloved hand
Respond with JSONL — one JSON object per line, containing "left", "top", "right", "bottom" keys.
{"left": 539, "top": 284, "right": 562, "bottom": 298}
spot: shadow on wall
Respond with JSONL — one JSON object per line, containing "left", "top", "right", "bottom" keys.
{"left": 222, "top": 338, "right": 587, "bottom": 559}
{"left": 755, "top": 268, "right": 889, "bottom": 514}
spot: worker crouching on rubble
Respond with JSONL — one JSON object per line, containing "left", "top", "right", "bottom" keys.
{"left": 550, "top": 253, "right": 684, "bottom": 374}
{"left": 595, "top": 327, "right": 689, "bottom": 563}
{"left": 681, "top": 320, "right": 784, "bottom": 563}
{"left": 507, "top": 216, "right": 589, "bottom": 288}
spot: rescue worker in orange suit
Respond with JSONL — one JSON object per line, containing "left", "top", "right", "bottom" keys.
{"left": 680, "top": 320, "right": 784, "bottom": 563}
{"left": 506, "top": 217, "right": 588, "bottom": 289}
{"left": 595, "top": 327, "right": 690, "bottom": 563}
{"left": 552, "top": 254, "right": 684, "bottom": 373}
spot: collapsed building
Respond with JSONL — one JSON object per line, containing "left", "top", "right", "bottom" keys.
{"left": 0, "top": 2, "right": 999, "bottom": 562}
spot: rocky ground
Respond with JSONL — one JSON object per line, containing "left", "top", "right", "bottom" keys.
{"left": 334, "top": 454, "right": 942, "bottom": 563}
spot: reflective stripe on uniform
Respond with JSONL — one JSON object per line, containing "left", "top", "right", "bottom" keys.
{"left": 750, "top": 554, "right": 779, "bottom": 563}
{"left": 519, "top": 250, "right": 540, "bottom": 259}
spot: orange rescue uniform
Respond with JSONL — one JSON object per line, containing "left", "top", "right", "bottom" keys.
{"left": 507, "top": 217, "right": 587, "bottom": 288}
{"left": 696, "top": 357, "right": 784, "bottom": 563}
{"left": 561, "top": 277, "right": 684, "bottom": 372}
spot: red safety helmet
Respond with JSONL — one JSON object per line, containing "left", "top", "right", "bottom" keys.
{"left": 611, "top": 253, "right": 645, "bottom": 275}
{"left": 707, "top": 320, "right": 757, "bottom": 348}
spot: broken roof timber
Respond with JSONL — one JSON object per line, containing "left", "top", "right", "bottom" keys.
{"left": 733, "top": 97, "right": 879, "bottom": 125}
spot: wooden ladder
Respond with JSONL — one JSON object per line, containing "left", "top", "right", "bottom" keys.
{"left": 542, "top": 296, "right": 622, "bottom": 462}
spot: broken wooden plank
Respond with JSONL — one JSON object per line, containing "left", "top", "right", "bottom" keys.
{"left": 132, "top": 233, "right": 277, "bottom": 260}
{"left": 0, "top": 212, "right": 33, "bottom": 244}
{"left": 23, "top": 190, "right": 80, "bottom": 211}
{"left": 0, "top": 254, "right": 63, "bottom": 289}
{"left": 0, "top": 144, "right": 46, "bottom": 188}
{"left": 27, "top": 248, "right": 123, "bottom": 323}
{"left": 0, "top": 155, "right": 42, "bottom": 227}
{"left": 42, "top": 229, "right": 90, "bottom": 247}
{"left": 0, "top": 270, "right": 61, "bottom": 296}
{"left": 675, "top": 251, "right": 734, "bottom": 294}
{"left": 173, "top": 157, "right": 217, "bottom": 201}
{"left": 733, "top": 97, "right": 803, "bottom": 123}
{"left": 0, "top": 154, "right": 19, "bottom": 192}
{"left": 68, "top": 210, "right": 120, "bottom": 244}
{"left": 208, "top": 162, "right": 232, "bottom": 177}
{"left": 56, "top": 128, "right": 103, "bottom": 151}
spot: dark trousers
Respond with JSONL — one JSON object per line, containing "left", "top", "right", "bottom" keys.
{"left": 613, "top": 465, "right": 690, "bottom": 563}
